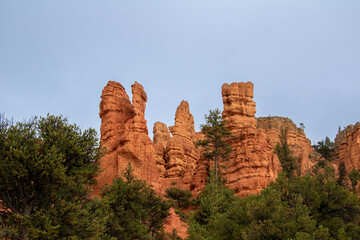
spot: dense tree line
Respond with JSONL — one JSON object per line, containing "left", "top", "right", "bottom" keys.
{"left": 186, "top": 125, "right": 360, "bottom": 240}
{"left": 2, "top": 113, "right": 360, "bottom": 239}
{"left": 0, "top": 115, "right": 171, "bottom": 240}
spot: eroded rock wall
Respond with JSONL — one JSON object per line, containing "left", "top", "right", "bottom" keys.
{"left": 153, "top": 101, "right": 201, "bottom": 180}
{"left": 257, "top": 117, "right": 314, "bottom": 174}
{"left": 96, "top": 80, "right": 315, "bottom": 198}
{"left": 95, "top": 81, "right": 159, "bottom": 194}
{"left": 335, "top": 122, "right": 360, "bottom": 173}
{"left": 221, "top": 82, "right": 281, "bottom": 197}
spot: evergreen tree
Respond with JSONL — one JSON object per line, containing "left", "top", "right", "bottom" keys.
{"left": 274, "top": 128, "right": 298, "bottom": 179}
{"left": 312, "top": 136, "right": 335, "bottom": 161}
{"left": 101, "top": 163, "right": 170, "bottom": 240}
{"left": 187, "top": 170, "right": 237, "bottom": 240}
{"left": 0, "top": 114, "right": 103, "bottom": 239}
{"left": 337, "top": 162, "right": 347, "bottom": 187}
{"left": 349, "top": 168, "right": 360, "bottom": 193}
{"left": 196, "top": 108, "right": 233, "bottom": 180}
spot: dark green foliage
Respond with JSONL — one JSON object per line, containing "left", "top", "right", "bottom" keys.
{"left": 187, "top": 149, "right": 360, "bottom": 239}
{"left": 274, "top": 128, "right": 298, "bottom": 179}
{"left": 337, "top": 162, "right": 347, "bottom": 187}
{"left": 349, "top": 168, "right": 360, "bottom": 193}
{"left": 101, "top": 163, "right": 171, "bottom": 240}
{"left": 0, "top": 114, "right": 103, "bottom": 239}
{"left": 312, "top": 136, "right": 335, "bottom": 161}
{"left": 270, "top": 169, "right": 360, "bottom": 238}
{"left": 187, "top": 170, "right": 237, "bottom": 240}
{"left": 223, "top": 187, "right": 318, "bottom": 240}
{"left": 174, "top": 208, "right": 188, "bottom": 222}
{"left": 156, "top": 229, "right": 183, "bottom": 240}
{"left": 165, "top": 187, "right": 192, "bottom": 208}
{"left": 196, "top": 108, "right": 233, "bottom": 180}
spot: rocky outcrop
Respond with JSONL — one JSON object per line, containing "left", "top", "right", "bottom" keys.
{"left": 95, "top": 81, "right": 159, "bottom": 194}
{"left": 221, "top": 82, "right": 280, "bottom": 197}
{"left": 257, "top": 117, "right": 314, "bottom": 174}
{"left": 335, "top": 122, "right": 360, "bottom": 173}
{"left": 163, "top": 101, "right": 200, "bottom": 178}
{"left": 153, "top": 122, "right": 171, "bottom": 176}
{"left": 222, "top": 82, "right": 257, "bottom": 131}
{"left": 164, "top": 208, "right": 189, "bottom": 239}
{"left": 221, "top": 83, "right": 314, "bottom": 197}
{"left": 96, "top": 80, "right": 314, "bottom": 198}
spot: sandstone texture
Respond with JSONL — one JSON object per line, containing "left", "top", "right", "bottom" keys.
{"left": 222, "top": 82, "right": 257, "bottom": 131}
{"left": 335, "top": 122, "right": 360, "bottom": 174}
{"left": 95, "top": 81, "right": 159, "bottom": 194}
{"left": 164, "top": 208, "right": 189, "bottom": 239}
{"left": 94, "top": 80, "right": 323, "bottom": 235}
{"left": 155, "top": 101, "right": 201, "bottom": 179}
{"left": 222, "top": 82, "right": 280, "bottom": 197}
{"left": 257, "top": 117, "right": 314, "bottom": 174}
{"left": 95, "top": 80, "right": 315, "bottom": 198}
{"left": 153, "top": 121, "right": 171, "bottom": 176}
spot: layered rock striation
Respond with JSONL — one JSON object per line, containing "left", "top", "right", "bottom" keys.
{"left": 95, "top": 81, "right": 159, "bottom": 194}
{"left": 335, "top": 122, "right": 360, "bottom": 173}
{"left": 257, "top": 117, "right": 314, "bottom": 174}
{"left": 222, "top": 82, "right": 280, "bottom": 197}
{"left": 95, "top": 80, "right": 315, "bottom": 198}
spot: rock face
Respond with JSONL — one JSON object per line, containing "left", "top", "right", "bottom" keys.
{"left": 153, "top": 122, "right": 171, "bottom": 176}
{"left": 222, "top": 82, "right": 281, "bottom": 197}
{"left": 95, "top": 80, "right": 320, "bottom": 235}
{"left": 221, "top": 83, "right": 314, "bottom": 197}
{"left": 257, "top": 117, "right": 314, "bottom": 174}
{"left": 335, "top": 122, "right": 360, "bottom": 174}
{"left": 95, "top": 80, "right": 314, "bottom": 199}
{"left": 153, "top": 101, "right": 201, "bottom": 182}
{"left": 95, "top": 81, "right": 159, "bottom": 194}
{"left": 166, "top": 101, "right": 200, "bottom": 177}
{"left": 222, "top": 82, "right": 257, "bottom": 131}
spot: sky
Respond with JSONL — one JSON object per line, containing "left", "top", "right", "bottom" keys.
{"left": 1, "top": 1, "right": 359, "bottom": 144}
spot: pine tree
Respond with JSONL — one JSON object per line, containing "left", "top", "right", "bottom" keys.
{"left": 196, "top": 108, "right": 233, "bottom": 181}
{"left": 0, "top": 114, "right": 103, "bottom": 239}
{"left": 275, "top": 128, "right": 298, "bottom": 179}
{"left": 101, "top": 163, "right": 170, "bottom": 240}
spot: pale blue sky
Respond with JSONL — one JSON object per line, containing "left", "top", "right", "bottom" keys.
{"left": 1, "top": 1, "right": 359, "bottom": 143}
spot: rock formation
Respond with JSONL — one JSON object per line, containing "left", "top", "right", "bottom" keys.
{"left": 257, "top": 117, "right": 314, "bottom": 174}
{"left": 153, "top": 121, "right": 171, "bottom": 176}
{"left": 221, "top": 83, "right": 314, "bottom": 197}
{"left": 166, "top": 101, "right": 200, "bottom": 177}
{"left": 94, "top": 80, "right": 322, "bottom": 235}
{"left": 222, "top": 82, "right": 257, "bottom": 131}
{"left": 222, "top": 82, "right": 281, "bottom": 197}
{"left": 335, "top": 122, "right": 360, "bottom": 174}
{"left": 95, "top": 81, "right": 159, "bottom": 194}
{"left": 96, "top": 80, "right": 315, "bottom": 198}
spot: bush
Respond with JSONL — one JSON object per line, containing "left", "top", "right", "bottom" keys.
{"left": 165, "top": 187, "right": 192, "bottom": 208}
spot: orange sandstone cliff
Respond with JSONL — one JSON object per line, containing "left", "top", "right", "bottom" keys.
{"left": 95, "top": 81, "right": 314, "bottom": 198}
{"left": 335, "top": 122, "right": 360, "bottom": 175}
{"left": 94, "top": 80, "right": 318, "bottom": 238}
{"left": 94, "top": 81, "right": 159, "bottom": 194}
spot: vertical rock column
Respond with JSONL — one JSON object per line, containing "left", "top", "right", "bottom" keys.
{"left": 95, "top": 81, "right": 159, "bottom": 194}
{"left": 165, "top": 101, "right": 200, "bottom": 178}
{"left": 222, "top": 82, "right": 257, "bottom": 131}
{"left": 335, "top": 123, "right": 360, "bottom": 175}
{"left": 221, "top": 82, "right": 280, "bottom": 197}
{"left": 153, "top": 122, "right": 171, "bottom": 176}
{"left": 95, "top": 81, "right": 135, "bottom": 193}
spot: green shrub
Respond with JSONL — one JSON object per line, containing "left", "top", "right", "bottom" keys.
{"left": 165, "top": 187, "right": 192, "bottom": 208}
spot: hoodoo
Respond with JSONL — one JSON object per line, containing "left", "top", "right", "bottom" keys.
{"left": 95, "top": 80, "right": 315, "bottom": 197}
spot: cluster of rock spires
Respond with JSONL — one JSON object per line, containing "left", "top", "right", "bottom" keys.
{"left": 94, "top": 80, "right": 360, "bottom": 237}
{"left": 95, "top": 81, "right": 317, "bottom": 197}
